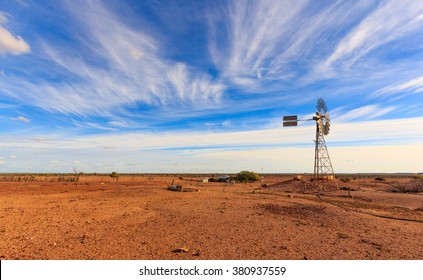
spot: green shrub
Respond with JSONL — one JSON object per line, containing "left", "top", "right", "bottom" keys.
{"left": 110, "top": 171, "right": 119, "bottom": 181}
{"left": 374, "top": 177, "right": 385, "bottom": 182}
{"left": 340, "top": 177, "right": 351, "bottom": 183}
{"left": 234, "top": 171, "right": 260, "bottom": 184}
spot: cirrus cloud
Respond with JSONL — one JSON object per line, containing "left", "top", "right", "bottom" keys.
{"left": 11, "top": 115, "right": 30, "bottom": 123}
{"left": 0, "top": 12, "right": 30, "bottom": 55}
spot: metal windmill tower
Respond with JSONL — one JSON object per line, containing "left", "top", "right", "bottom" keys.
{"left": 283, "top": 98, "right": 336, "bottom": 183}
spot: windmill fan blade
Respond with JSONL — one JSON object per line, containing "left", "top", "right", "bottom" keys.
{"left": 324, "top": 113, "right": 330, "bottom": 135}
{"left": 324, "top": 122, "right": 330, "bottom": 135}
{"left": 317, "top": 119, "right": 324, "bottom": 133}
{"left": 317, "top": 116, "right": 330, "bottom": 135}
{"left": 316, "top": 98, "right": 328, "bottom": 115}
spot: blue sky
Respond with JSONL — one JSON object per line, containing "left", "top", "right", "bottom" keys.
{"left": 0, "top": 0, "right": 422, "bottom": 173}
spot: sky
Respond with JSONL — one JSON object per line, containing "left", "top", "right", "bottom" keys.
{"left": 0, "top": 0, "right": 422, "bottom": 174}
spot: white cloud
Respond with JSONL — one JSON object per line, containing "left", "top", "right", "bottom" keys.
{"left": 373, "top": 75, "right": 423, "bottom": 98}
{"left": 15, "top": 0, "right": 29, "bottom": 8}
{"left": 10, "top": 155, "right": 16, "bottom": 159}
{"left": 108, "top": 120, "right": 131, "bottom": 128}
{"left": 324, "top": 0, "right": 423, "bottom": 69}
{"left": 330, "top": 144, "right": 423, "bottom": 173}
{"left": 334, "top": 105, "right": 397, "bottom": 122}
{"left": 209, "top": 0, "right": 309, "bottom": 88}
{"left": 208, "top": 0, "right": 379, "bottom": 90}
{"left": 0, "top": 1, "right": 224, "bottom": 118}
{"left": 0, "top": 13, "right": 30, "bottom": 55}
{"left": 130, "top": 49, "right": 144, "bottom": 60}
{"left": 167, "top": 63, "right": 225, "bottom": 103}
{"left": 0, "top": 116, "right": 421, "bottom": 173}
{"left": 3, "top": 116, "right": 422, "bottom": 152}
{"left": 29, "top": 137, "right": 47, "bottom": 142}
{"left": 0, "top": 12, "right": 7, "bottom": 23}
{"left": 11, "top": 116, "right": 30, "bottom": 123}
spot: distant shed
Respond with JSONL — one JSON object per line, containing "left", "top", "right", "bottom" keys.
{"left": 218, "top": 175, "right": 231, "bottom": 182}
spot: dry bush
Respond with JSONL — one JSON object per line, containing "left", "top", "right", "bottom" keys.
{"left": 392, "top": 178, "right": 423, "bottom": 193}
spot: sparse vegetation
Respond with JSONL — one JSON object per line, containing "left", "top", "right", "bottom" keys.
{"left": 73, "top": 169, "right": 83, "bottom": 187}
{"left": 1, "top": 173, "right": 423, "bottom": 259}
{"left": 391, "top": 176, "right": 423, "bottom": 193}
{"left": 340, "top": 177, "right": 351, "bottom": 183}
{"left": 110, "top": 171, "right": 119, "bottom": 182}
{"left": 412, "top": 175, "right": 423, "bottom": 193}
{"left": 375, "top": 177, "right": 385, "bottom": 182}
{"left": 234, "top": 171, "right": 260, "bottom": 184}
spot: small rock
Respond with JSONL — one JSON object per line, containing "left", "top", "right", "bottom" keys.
{"left": 337, "top": 233, "right": 349, "bottom": 239}
{"left": 172, "top": 247, "right": 189, "bottom": 253}
{"left": 79, "top": 234, "right": 87, "bottom": 244}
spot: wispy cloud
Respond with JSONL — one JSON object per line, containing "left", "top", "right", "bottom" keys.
{"left": 15, "top": 0, "right": 29, "bottom": 8}
{"left": 1, "top": 117, "right": 422, "bottom": 173}
{"left": 11, "top": 115, "right": 30, "bottom": 123}
{"left": 0, "top": 1, "right": 224, "bottom": 119}
{"left": 0, "top": 12, "right": 30, "bottom": 55}
{"left": 5, "top": 117, "right": 422, "bottom": 152}
{"left": 28, "top": 137, "right": 48, "bottom": 142}
{"left": 333, "top": 105, "right": 397, "bottom": 122}
{"left": 0, "top": 1, "right": 422, "bottom": 173}
{"left": 208, "top": 0, "right": 379, "bottom": 91}
{"left": 324, "top": 0, "right": 423, "bottom": 70}
{"left": 208, "top": 0, "right": 423, "bottom": 99}
{"left": 209, "top": 0, "right": 309, "bottom": 90}
{"left": 372, "top": 75, "right": 423, "bottom": 98}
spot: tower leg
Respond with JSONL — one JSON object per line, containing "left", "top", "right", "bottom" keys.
{"left": 313, "top": 128, "right": 336, "bottom": 189}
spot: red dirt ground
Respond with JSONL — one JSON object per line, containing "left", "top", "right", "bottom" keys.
{"left": 0, "top": 174, "right": 422, "bottom": 260}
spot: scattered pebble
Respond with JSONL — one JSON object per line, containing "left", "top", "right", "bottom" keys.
{"left": 172, "top": 247, "right": 189, "bottom": 253}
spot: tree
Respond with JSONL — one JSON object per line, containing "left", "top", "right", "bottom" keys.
{"left": 375, "top": 177, "right": 385, "bottom": 182}
{"left": 110, "top": 171, "right": 119, "bottom": 182}
{"left": 412, "top": 175, "right": 423, "bottom": 192}
{"left": 73, "top": 168, "right": 83, "bottom": 187}
{"left": 234, "top": 171, "right": 260, "bottom": 184}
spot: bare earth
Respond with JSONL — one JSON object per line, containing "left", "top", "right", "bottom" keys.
{"left": 0, "top": 174, "right": 422, "bottom": 260}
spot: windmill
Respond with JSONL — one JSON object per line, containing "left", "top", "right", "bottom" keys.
{"left": 283, "top": 98, "right": 336, "bottom": 185}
